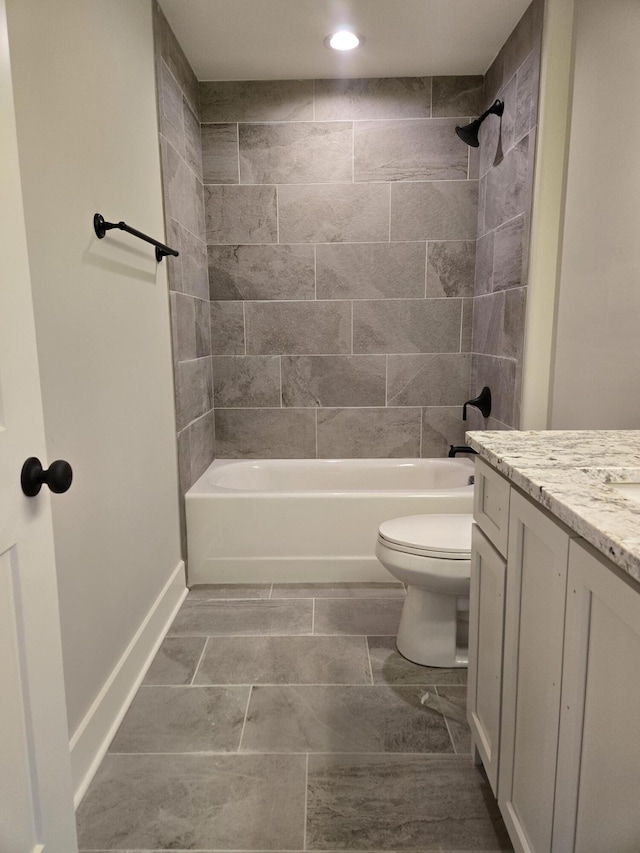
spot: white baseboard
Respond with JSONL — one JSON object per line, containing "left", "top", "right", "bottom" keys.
{"left": 70, "top": 561, "right": 187, "bottom": 807}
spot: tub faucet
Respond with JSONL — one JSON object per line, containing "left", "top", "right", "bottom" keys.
{"left": 448, "top": 445, "right": 478, "bottom": 458}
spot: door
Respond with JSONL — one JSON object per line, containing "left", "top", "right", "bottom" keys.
{"left": 0, "top": 0, "right": 78, "bottom": 849}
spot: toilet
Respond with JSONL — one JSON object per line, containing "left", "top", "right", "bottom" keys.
{"left": 375, "top": 513, "right": 473, "bottom": 668}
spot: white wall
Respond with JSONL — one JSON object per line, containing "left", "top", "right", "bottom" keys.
{"left": 6, "top": 0, "right": 184, "bottom": 787}
{"left": 549, "top": 0, "right": 640, "bottom": 427}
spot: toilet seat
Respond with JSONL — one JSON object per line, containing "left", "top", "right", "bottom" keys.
{"left": 378, "top": 514, "right": 472, "bottom": 559}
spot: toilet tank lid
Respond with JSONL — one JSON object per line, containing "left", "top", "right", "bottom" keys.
{"left": 379, "top": 513, "right": 473, "bottom": 557}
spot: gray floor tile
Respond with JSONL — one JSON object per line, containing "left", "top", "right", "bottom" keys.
{"left": 186, "top": 583, "right": 272, "bottom": 602}
{"left": 367, "top": 636, "right": 468, "bottom": 686}
{"left": 168, "top": 599, "right": 313, "bottom": 636}
{"left": 194, "top": 635, "right": 371, "bottom": 685}
{"left": 143, "top": 637, "right": 207, "bottom": 685}
{"left": 306, "top": 754, "right": 512, "bottom": 851}
{"left": 271, "top": 582, "right": 405, "bottom": 599}
{"left": 437, "top": 686, "right": 472, "bottom": 755}
{"left": 241, "top": 685, "right": 453, "bottom": 754}
{"left": 314, "top": 599, "right": 404, "bottom": 636}
{"left": 109, "top": 686, "right": 250, "bottom": 753}
{"left": 76, "top": 753, "right": 306, "bottom": 850}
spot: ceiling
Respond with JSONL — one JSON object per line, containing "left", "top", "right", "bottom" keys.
{"left": 158, "top": 0, "right": 532, "bottom": 82}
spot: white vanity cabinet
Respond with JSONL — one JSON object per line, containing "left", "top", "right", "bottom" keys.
{"left": 469, "top": 457, "right": 640, "bottom": 853}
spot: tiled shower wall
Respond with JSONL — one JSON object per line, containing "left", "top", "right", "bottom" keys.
{"left": 202, "top": 76, "right": 483, "bottom": 458}
{"left": 154, "top": 4, "right": 213, "bottom": 552}
{"left": 468, "top": 0, "right": 543, "bottom": 430}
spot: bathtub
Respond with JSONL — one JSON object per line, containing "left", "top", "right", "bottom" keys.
{"left": 185, "top": 457, "right": 475, "bottom": 585}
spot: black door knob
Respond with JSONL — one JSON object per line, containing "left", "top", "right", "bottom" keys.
{"left": 21, "top": 457, "right": 73, "bottom": 497}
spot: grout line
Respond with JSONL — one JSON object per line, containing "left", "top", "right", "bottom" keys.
{"left": 237, "top": 685, "right": 253, "bottom": 752}
{"left": 236, "top": 123, "right": 240, "bottom": 183}
{"left": 190, "top": 637, "right": 210, "bottom": 685}
{"left": 364, "top": 636, "right": 374, "bottom": 685}
{"left": 138, "top": 680, "right": 447, "bottom": 688}
{"left": 108, "top": 749, "right": 463, "bottom": 757}
{"left": 303, "top": 753, "right": 309, "bottom": 851}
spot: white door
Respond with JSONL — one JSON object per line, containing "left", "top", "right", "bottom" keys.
{"left": 0, "top": 0, "right": 78, "bottom": 850}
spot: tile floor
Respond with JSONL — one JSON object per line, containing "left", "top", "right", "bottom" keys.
{"left": 76, "top": 583, "right": 513, "bottom": 852}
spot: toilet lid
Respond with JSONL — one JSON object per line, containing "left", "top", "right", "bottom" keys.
{"left": 378, "top": 514, "right": 473, "bottom": 559}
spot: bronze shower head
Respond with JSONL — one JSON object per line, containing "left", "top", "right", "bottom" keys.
{"left": 455, "top": 99, "right": 504, "bottom": 147}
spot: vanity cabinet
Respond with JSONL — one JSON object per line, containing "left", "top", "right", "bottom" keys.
{"left": 469, "top": 458, "right": 640, "bottom": 853}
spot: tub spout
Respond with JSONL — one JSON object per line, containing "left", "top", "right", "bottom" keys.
{"left": 448, "top": 445, "right": 478, "bottom": 458}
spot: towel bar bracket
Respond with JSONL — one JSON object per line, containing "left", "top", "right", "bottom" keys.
{"left": 93, "top": 212, "right": 179, "bottom": 262}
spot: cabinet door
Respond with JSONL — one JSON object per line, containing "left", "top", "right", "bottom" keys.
{"left": 553, "top": 539, "right": 640, "bottom": 853}
{"left": 468, "top": 523, "right": 507, "bottom": 796}
{"left": 498, "top": 491, "right": 571, "bottom": 853}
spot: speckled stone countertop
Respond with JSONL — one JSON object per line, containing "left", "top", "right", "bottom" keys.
{"left": 466, "top": 430, "right": 640, "bottom": 585}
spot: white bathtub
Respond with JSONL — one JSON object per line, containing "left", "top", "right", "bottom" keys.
{"left": 186, "top": 458, "right": 475, "bottom": 584}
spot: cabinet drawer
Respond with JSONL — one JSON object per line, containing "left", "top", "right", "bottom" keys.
{"left": 473, "top": 458, "right": 510, "bottom": 556}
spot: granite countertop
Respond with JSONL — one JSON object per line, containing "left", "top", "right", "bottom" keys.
{"left": 466, "top": 430, "right": 640, "bottom": 585}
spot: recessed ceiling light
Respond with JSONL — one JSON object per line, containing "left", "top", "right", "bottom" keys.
{"left": 325, "top": 30, "right": 361, "bottom": 51}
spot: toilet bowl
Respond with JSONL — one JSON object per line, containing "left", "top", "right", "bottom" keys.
{"left": 375, "top": 513, "right": 473, "bottom": 668}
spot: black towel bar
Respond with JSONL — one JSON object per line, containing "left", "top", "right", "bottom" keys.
{"left": 93, "top": 213, "right": 179, "bottom": 262}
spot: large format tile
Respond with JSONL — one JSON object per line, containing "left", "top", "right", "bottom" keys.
{"left": 432, "top": 76, "right": 483, "bottom": 118}
{"left": 160, "top": 137, "right": 204, "bottom": 239}
{"left": 484, "top": 134, "right": 530, "bottom": 232}
{"left": 194, "top": 635, "right": 371, "bottom": 685}
{"left": 205, "top": 185, "right": 277, "bottom": 244}
{"left": 353, "top": 299, "right": 462, "bottom": 354}
{"left": 179, "top": 224, "right": 209, "bottom": 300}
{"left": 210, "top": 301, "right": 245, "bottom": 355}
{"left": 306, "top": 754, "right": 512, "bottom": 851}
{"left": 515, "top": 49, "right": 540, "bottom": 143}
{"left": 436, "top": 685, "right": 472, "bottom": 754}
{"left": 143, "top": 637, "right": 207, "bottom": 686}
{"left": 426, "top": 241, "right": 476, "bottom": 298}
{"left": 175, "top": 358, "right": 213, "bottom": 431}
{"left": 187, "top": 584, "right": 272, "bottom": 602}
{"left": 278, "top": 184, "right": 390, "bottom": 243}
{"left": 155, "top": 4, "right": 198, "bottom": 114}
{"left": 387, "top": 354, "right": 471, "bottom": 407}
{"left": 245, "top": 301, "right": 352, "bottom": 355}
{"left": 208, "top": 244, "right": 315, "bottom": 301}
{"left": 239, "top": 122, "right": 352, "bottom": 184}
{"left": 76, "top": 753, "right": 305, "bottom": 851}
{"left": 211, "top": 356, "right": 281, "bottom": 408}
{"left": 421, "top": 407, "right": 468, "bottom": 458}
{"left": 281, "top": 355, "right": 386, "bottom": 407}
{"left": 241, "top": 685, "right": 453, "bottom": 753}
{"left": 355, "top": 119, "right": 468, "bottom": 182}
{"left": 109, "top": 686, "right": 249, "bottom": 753}
{"left": 168, "top": 600, "right": 313, "bottom": 636}
{"left": 316, "top": 408, "right": 421, "bottom": 459}
{"left": 200, "top": 79, "right": 313, "bottom": 122}
{"left": 183, "top": 98, "right": 203, "bottom": 180}
{"left": 502, "top": 287, "right": 527, "bottom": 363}
{"left": 474, "top": 231, "right": 495, "bottom": 296}
{"left": 391, "top": 180, "right": 478, "bottom": 241}
{"left": 272, "top": 582, "right": 404, "bottom": 599}
{"left": 215, "top": 408, "right": 316, "bottom": 458}
{"left": 472, "top": 293, "right": 505, "bottom": 356}
{"left": 159, "top": 59, "right": 184, "bottom": 157}
{"left": 316, "top": 242, "right": 426, "bottom": 300}
{"left": 367, "top": 636, "right": 468, "bottom": 686}
{"left": 201, "top": 124, "right": 239, "bottom": 184}
{"left": 493, "top": 215, "right": 525, "bottom": 291}
{"left": 314, "top": 77, "right": 431, "bottom": 120}
{"left": 470, "top": 355, "right": 517, "bottom": 427}
{"left": 188, "top": 410, "right": 215, "bottom": 483}
{"left": 313, "top": 598, "right": 404, "bottom": 636}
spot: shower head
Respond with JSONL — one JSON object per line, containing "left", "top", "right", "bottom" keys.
{"left": 455, "top": 99, "right": 504, "bottom": 147}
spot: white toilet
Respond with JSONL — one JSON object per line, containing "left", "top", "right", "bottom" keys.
{"left": 375, "top": 513, "right": 473, "bottom": 668}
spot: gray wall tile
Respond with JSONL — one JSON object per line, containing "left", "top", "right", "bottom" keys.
{"left": 199, "top": 80, "right": 313, "bottom": 122}
{"left": 472, "top": 292, "right": 504, "bottom": 355}
{"left": 179, "top": 225, "right": 209, "bottom": 300}
{"left": 189, "top": 410, "right": 215, "bottom": 482}
{"left": 391, "top": 181, "right": 478, "bottom": 241}
{"left": 201, "top": 124, "right": 239, "bottom": 184}
{"left": 159, "top": 60, "right": 184, "bottom": 157}
{"left": 278, "top": 183, "right": 390, "bottom": 243}
{"left": 316, "top": 408, "right": 421, "bottom": 458}
{"left": 353, "top": 299, "right": 462, "bottom": 354}
{"left": 209, "top": 244, "right": 315, "bottom": 301}
{"left": 474, "top": 231, "right": 494, "bottom": 296}
{"left": 245, "top": 301, "right": 352, "bottom": 355}
{"left": 515, "top": 49, "right": 540, "bottom": 143}
{"left": 387, "top": 354, "right": 471, "bottom": 406}
{"left": 239, "top": 122, "right": 353, "bottom": 184}
{"left": 461, "top": 297, "right": 474, "bottom": 352}
{"left": 172, "top": 292, "right": 196, "bottom": 362}
{"left": 426, "top": 241, "right": 476, "bottom": 298}
{"left": 160, "top": 137, "right": 204, "bottom": 238}
{"left": 493, "top": 215, "right": 524, "bottom": 290}
{"left": 194, "top": 297, "right": 210, "bottom": 358}
{"left": 471, "top": 354, "right": 517, "bottom": 427}
{"left": 355, "top": 119, "right": 468, "bottom": 182}
{"left": 210, "top": 301, "right": 245, "bottom": 355}
{"left": 422, "top": 407, "right": 468, "bottom": 457}
{"left": 503, "top": 0, "right": 544, "bottom": 85}
{"left": 432, "top": 76, "right": 483, "bottom": 117}
{"left": 316, "top": 242, "right": 425, "bottom": 300}
{"left": 183, "top": 98, "right": 203, "bottom": 180}
{"left": 484, "top": 133, "right": 530, "bottom": 231}
{"left": 154, "top": 4, "right": 199, "bottom": 114}
{"left": 281, "top": 355, "right": 386, "bottom": 407}
{"left": 215, "top": 408, "right": 316, "bottom": 458}
{"left": 205, "top": 185, "right": 277, "bottom": 244}
{"left": 212, "top": 356, "right": 281, "bottom": 407}
{"left": 175, "top": 357, "right": 213, "bottom": 431}
{"left": 165, "top": 218, "right": 182, "bottom": 293}
{"left": 503, "top": 286, "right": 527, "bottom": 362}
{"left": 314, "top": 77, "right": 431, "bottom": 120}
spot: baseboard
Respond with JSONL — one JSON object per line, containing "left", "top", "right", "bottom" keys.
{"left": 70, "top": 561, "right": 187, "bottom": 807}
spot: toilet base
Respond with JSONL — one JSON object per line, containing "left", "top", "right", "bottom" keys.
{"left": 397, "top": 584, "right": 468, "bottom": 668}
